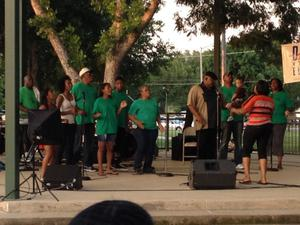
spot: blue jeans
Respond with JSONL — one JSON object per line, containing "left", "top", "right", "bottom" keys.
{"left": 132, "top": 128, "right": 158, "bottom": 170}
{"left": 219, "top": 120, "right": 243, "bottom": 164}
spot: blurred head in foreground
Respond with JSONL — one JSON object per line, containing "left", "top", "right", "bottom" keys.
{"left": 69, "top": 200, "right": 154, "bottom": 225}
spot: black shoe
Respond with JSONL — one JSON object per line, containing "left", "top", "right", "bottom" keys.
{"left": 132, "top": 168, "right": 143, "bottom": 175}
{"left": 143, "top": 167, "right": 156, "bottom": 174}
{"left": 84, "top": 166, "right": 97, "bottom": 172}
{"left": 112, "top": 163, "right": 128, "bottom": 171}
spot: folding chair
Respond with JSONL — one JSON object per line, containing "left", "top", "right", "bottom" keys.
{"left": 182, "top": 127, "right": 197, "bottom": 163}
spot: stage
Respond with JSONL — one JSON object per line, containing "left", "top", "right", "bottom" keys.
{"left": 0, "top": 153, "right": 300, "bottom": 225}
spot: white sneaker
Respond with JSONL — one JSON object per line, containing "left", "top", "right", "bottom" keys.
{"left": 84, "top": 166, "right": 97, "bottom": 172}
{"left": 236, "top": 164, "right": 244, "bottom": 170}
{"left": 227, "top": 116, "right": 234, "bottom": 122}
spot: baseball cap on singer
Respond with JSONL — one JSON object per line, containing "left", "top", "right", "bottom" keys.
{"left": 204, "top": 71, "right": 218, "bottom": 80}
{"left": 79, "top": 67, "right": 91, "bottom": 77}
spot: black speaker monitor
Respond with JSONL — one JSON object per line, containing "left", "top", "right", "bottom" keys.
{"left": 27, "top": 109, "right": 62, "bottom": 145}
{"left": 189, "top": 160, "right": 236, "bottom": 189}
{"left": 44, "top": 165, "right": 83, "bottom": 190}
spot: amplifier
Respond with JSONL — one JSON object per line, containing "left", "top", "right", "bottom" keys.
{"left": 44, "top": 165, "right": 82, "bottom": 190}
{"left": 189, "top": 160, "right": 236, "bottom": 189}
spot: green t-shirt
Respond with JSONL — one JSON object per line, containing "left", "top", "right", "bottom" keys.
{"left": 220, "top": 85, "right": 244, "bottom": 122}
{"left": 112, "top": 90, "right": 128, "bottom": 128}
{"left": 71, "top": 82, "right": 97, "bottom": 125}
{"left": 220, "top": 85, "right": 235, "bottom": 121}
{"left": 271, "top": 91, "right": 293, "bottom": 124}
{"left": 93, "top": 97, "right": 118, "bottom": 135}
{"left": 129, "top": 98, "right": 159, "bottom": 130}
{"left": 19, "top": 87, "right": 39, "bottom": 118}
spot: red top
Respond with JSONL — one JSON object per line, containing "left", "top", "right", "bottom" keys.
{"left": 242, "top": 95, "right": 274, "bottom": 126}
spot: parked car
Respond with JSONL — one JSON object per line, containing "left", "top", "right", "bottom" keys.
{"left": 161, "top": 118, "right": 185, "bottom": 131}
{"left": 0, "top": 109, "right": 4, "bottom": 122}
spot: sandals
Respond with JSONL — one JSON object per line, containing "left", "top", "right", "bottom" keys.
{"left": 98, "top": 171, "right": 106, "bottom": 177}
{"left": 277, "top": 165, "right": 283, "bottom": 170}
{"left": 239, "top": 180, "right": 252, "bottom": 184}
{"left": 257, "top": 180, "right": 268, "bottom": 185}
{"left": 106, "top": 171, "right": 119, "bottom": 175}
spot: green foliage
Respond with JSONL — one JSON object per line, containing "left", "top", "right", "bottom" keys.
{"left": 148, "top": 51, "right": 204, "bottom": 112}
{"left": 93, "top": 0, "right": 146, "bottom": 61}
{"left": 175, "top": 0, "right": 299, "bottom": 41}
{"left": 28, "top": 1, "right": 87, "bottom": 74}
{"left": 94, "top": 32, "right": 116, "bottom": 62}
{"left": 58, "top": 25, "right": 86, "bottom": 70}
{"left": 148, "top": 44, "right": 300, "bottom": 112}
{"left": 28, "top": 0, "right": 59, "bottom": 39}
{"left": 120, "top": 20, "right": 175, "bottom": 98}
{"left": 91, "top": 0, "right": 115, "bottom": 15}
{"left": 175, "top": 0, "right": 299, "bottom": 76}
{"left": 16, "top": 0, "right": 172, "bottom": 93}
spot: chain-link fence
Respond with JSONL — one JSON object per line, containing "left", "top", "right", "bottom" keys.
{"left": 157, "top": 112, "right": 300, "bottom": 155}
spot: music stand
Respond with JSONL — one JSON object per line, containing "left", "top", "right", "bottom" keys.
{"left": 19, "top": 140, "right": 44, "bottom": 171}
{"left": 2, "top": 109, "right": 61, "bottom": 201}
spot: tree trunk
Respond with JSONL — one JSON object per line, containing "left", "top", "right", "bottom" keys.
{"left": 30, "top": 42, "right": 39, "bottom": 83}
{"left": 213, "top": 0, "right": 225, "bottom": 78}
{"left": 104, "top": 56, "right": 121, "bottom": 85}
{"left": 26, "top": 41, "right": 38, "bottom": 84}
{"left": 213, "top": 29, "right": 221, "bottom": 77}
{"left": 103, "top": 0, "right": 160, "bottom": 84}
{"left": 0, "top": 0, "right": 3, "bottom": 53}
{"left": 30, "top": 0, "right": 79, "bottom": 82}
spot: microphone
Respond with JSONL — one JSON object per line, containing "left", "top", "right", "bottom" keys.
{"left": 162, "top": 86, "right": 169, "bottom": 93}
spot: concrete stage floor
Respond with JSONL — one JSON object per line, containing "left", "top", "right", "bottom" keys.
{"left": 0, "top": 152, "right": 300, "bottom": 225}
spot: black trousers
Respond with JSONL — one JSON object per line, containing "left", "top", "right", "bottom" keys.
{"left": 243, "top": 123, "right": 272, "bottom": 159}
{"left": 55, "top": 123, "right": 76, "bottom": 165}
{"left": 196, "top": 128, "right": 217, "bottom": 159}
{"left": 73, "top": 123, "right": 95, "bottom": 167}
{"left": 20, "top": 124, "right": 31, "bottom": 155}
{"left": 113, "top": 127, "right": 127, "bottom": 164}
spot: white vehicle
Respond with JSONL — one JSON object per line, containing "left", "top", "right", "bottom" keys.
{"left": 161, "top": 118, "right": 184, "bottom": 131}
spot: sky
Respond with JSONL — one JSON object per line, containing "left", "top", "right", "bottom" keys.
{"left": 153, "top": 1, "right": 212, "bottom": 52}
{"left": 152, "top": 1, "right": 243, "bottom": 52}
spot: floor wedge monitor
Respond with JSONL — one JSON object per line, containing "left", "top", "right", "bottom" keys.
{"left": 189, "top": 159, "right": 236, "bottom": 189}
{"left": 44, "top": 165, "right": 82, "bottom": 190}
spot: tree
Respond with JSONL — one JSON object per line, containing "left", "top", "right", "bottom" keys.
{"left": 29, "top": 0, "right": 162, "bottom": 84}
{"left": 30, "top": 0, "right": 79, "bottom": 81}
{"left": 119, "top": 20, "right": 174, "bottom": 96}
{"left": 0, "top": 0, "right": 3, "bottom": 54}
{"left": 148, "top": 51, "right": 206, "bottom": 112}
{"left": 0, "top": 54, "right": 4, "bottom": 108}
{"left": 147, "top": 44, "right": 300, "bottom": 111}
{"left": 175, "top": 0, "right": 300, "bottom": 77}
{"left": 2, "top": 0, "right": 172, "bottom": 92}
{"left": 92, "top": 0, "right": 161, "bottom": 84}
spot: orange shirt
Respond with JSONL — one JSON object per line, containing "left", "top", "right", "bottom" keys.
{"left": 242, "top": 95, "right": 274, "bottom": 126}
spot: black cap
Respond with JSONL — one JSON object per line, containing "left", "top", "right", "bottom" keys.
{"left": 204, "top": 71, "right": 218, "bottom": 80}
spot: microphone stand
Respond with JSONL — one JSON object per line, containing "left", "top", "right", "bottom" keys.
{"left": 157, "top": 87, "right": 173, "bottom": 177}
{"left": 268, "top": 131, "right": 278, "bottom": 171}
{"left": 81, "top": 92, "right": 91, "bottom": 180}
{"left": 216, "top": 89, "right": 221, "bottom": 155}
